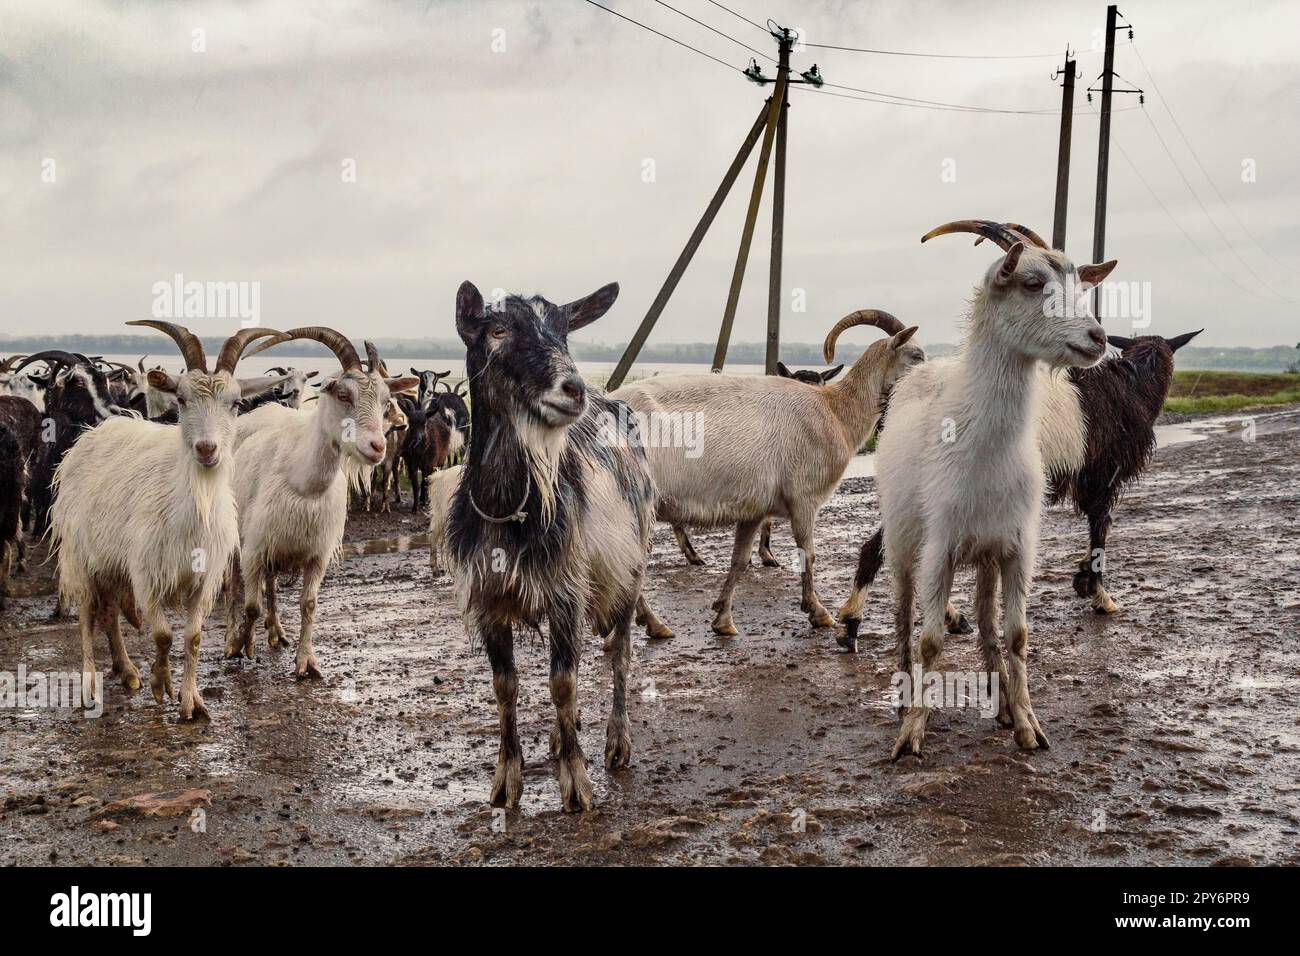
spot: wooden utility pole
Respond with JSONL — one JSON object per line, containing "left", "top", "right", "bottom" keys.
{"left": 605, "top": 22, "right": 821, "bottom": 391}
{"left": 606, "top": 102, "right": 771, "bottom": 391}
{"left": 1051, "top": 50, "right": 1077, "bottom": 250}
{"left": 764, "top": 33, "right": 792, "bottom": 375}
{"left": 713, "top": 65, "right": 787, "bottom": 372}
{"left": 1087, "top": 5, "right": 1140, "bottom": 315}
{"left": 1091, "top": 5, "right": 1119, "bottom": 291}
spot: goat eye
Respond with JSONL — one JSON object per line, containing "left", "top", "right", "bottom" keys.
{"left": 1023, "top": 277, "right": 1044, "bottom": 291}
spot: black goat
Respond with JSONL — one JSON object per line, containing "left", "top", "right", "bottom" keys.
{"left": 425, "top": 380, "right": 470, "bottom": 461}
{"left": 445, "top": 280, "right": 669, "bottom": 812}
{"left": 0, "top": 422, "right": 26, "bottom": 611}
{"left": 396, "top": 394, "right": 452, "bottom": 512}
{"left": 412, "top": 368, "right": 451, "bottom": 406}
{"left": 839, "top": 329, "right": 1202, "bottom": 650}
{"left": 11, "top": 351, "right": 129, "bottom": 537}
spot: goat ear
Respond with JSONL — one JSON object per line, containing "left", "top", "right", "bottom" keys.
{"left": 562, "top": 282, "right": 620, "bottom": 334}
{"left": 890, "top": 326, "right": 919, "bottom": 349}
{"left": 1106, "top": 334, "right": 1136, "bottom": 351}
{"left": 237, "top": 373, "right": 292, "bottom": 398}
{"left": 385, "top": 376, "right": 420, "bottom": 394}
{"left": 1077, "top": 259, "right": 1118, "bottom": 289}
{"left": 1166, "top": 329, "right": 1203, "bottom": 352}
{"left": 995, "top": 242, "right": 1025, "bottom": 285}
{"left": 146, "top": 369, "right": 179, "bottom": 393}
{"left": 776, "top": 362, "right": 792, "bottom": 378}
{"left": 305, "top": 370, "right": 319, "bottom": 379}
{"left": 822, "top": 364, "right": 845, "bottom": 383}
{"left": 455, "top": 281, "right": 486, "bottom": 346}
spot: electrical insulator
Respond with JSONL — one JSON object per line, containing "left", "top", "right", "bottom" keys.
{"left": 1087, "top": 92, "right": 1092, "bottom": 103}
{"left": 1139, "top": 93, "right": 1145, "bottom": 105}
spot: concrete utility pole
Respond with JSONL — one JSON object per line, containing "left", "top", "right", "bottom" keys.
{"left": 1051, "top": 50, "right": 1078, "bottom": 250}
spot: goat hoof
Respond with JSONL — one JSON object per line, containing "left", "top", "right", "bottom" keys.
{"left": 711, "top": 617, "right": 738, "bottom": 637}
{"left": 686, "top": 556, "right": 706, "bottom": 567}
{"left": 557, "top": 756, "right": 594, "bottom": 813}
{"left": 605, "top": 725, "right": 632, "bottom": 770}
{"left": 295, "top": 656, "right": 323, "bottom": 680}
{"left": 891, "top": 709, "right": 929, "bottom": 761}
{"left": 646, "top": 621, "right": 674, "bottom": 640}
{"left": 1091, "top": 592, "right": 1118, "bottom": 614}
{"left": 946, "top": 613, "right": 974, "bottom": 635}
{"left": 179, "top": 693, "right": 210, "bottom": 722}
{"left": 120, "top": 670, "right": 142, "bottom": 693}
{"left": 809, "top": 607, "right": 835, "bottom": 628}
{"left": 489, "top": 753, "right": 524, "bottom": 809}
{"left": 761, "top": 557, "right": 780, "bottom": 568}
{"left": 836, "top": 619, "right": 860, "bottom": 653}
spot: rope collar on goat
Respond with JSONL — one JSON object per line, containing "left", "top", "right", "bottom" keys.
{"left": 469, "top": 472, "right": 530, "bottom": 524}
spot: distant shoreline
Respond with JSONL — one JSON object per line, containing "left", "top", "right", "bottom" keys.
{"left": 1, "top": 335, "right": 1295, "bottom": 373}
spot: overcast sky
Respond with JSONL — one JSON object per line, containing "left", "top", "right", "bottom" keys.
{"left": 1, "top": 0, "right": 1296, "bottom": 352}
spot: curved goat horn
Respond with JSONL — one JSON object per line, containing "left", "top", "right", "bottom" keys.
{"left": 363, "top": 340, "right": 388, "bottom": 377}
{"left": 922, "top": 220, "right": 1023, "bottom": 253}
{"left": 974, "top": 222, "right": 1051, "bottom": 250}
{"left": 0, "top": 354, "right": 29, "bottom": 374}
{"left": 138, "top": 355, "right": 148, "bottom": 372}
{"left": 215, "top": 328, "right": 286, "bottom": 373}
{"left": 127, "top": 320, "right": 208, "bottom": 372}
{"left": 10, "top": 349, "right": 89, "bottom": 376}
{"left": 823, "top": 309, "right": 906, "bottom": 363}
{"left": 244, "top": 327, "right": 362, "bottom": 372}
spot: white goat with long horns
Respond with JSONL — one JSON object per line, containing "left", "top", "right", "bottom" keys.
{"left": 49, "top": 322, "right": 288, "bottom": 719}
{"left": 614, "top": 311, "right": 922, "bottom": 635}
{"left": 878, "top": 219, "right": 1115, "bottom": 759}
{"left": 223, "top": 331, "right": 416, "bottom": 678}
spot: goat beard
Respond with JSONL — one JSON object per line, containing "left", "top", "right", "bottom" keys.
{"left": 511, "top": 410, "right": 566, "bottom": 528}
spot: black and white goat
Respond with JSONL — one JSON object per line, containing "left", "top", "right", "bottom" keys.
{"left": 0, "top": 422, "right": 26, "bottom": 611}
{"left": 10, "top": 351, "right": 131, "bottom": 537}
{"left": 445, "top": 280, "right": 668, "bottom": 812}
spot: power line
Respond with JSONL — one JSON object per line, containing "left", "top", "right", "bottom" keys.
{"left": 582, "top": 0, "right": 738, "bottom": 73}
{"left": 793, "top": 83, "right": 1141, "bottom": 117}
{"left": 1089, "top": 101, "right": 1276, "bottom": 305}
{"left": 1129, "top": 40, "right": 1298, "bottom": 278}
{"left": 804, "top": 39, "right": 1130, "bottom": 60}
{"left": 1137, "top": 105, "right": 1292, "bottom": 302}
{"left": 701, "top": 0, "right": 767, "bottom": 34}
{"left": 650, "top": 0, "right": 775, "bottom": 62}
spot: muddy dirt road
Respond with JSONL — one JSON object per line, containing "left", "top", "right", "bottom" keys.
{"left": 2, "top": 408, "right": 1297, "bottom": 866}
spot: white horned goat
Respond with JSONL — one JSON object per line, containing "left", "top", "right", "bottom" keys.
{"left": 613, "top": 312, "right": 921, "bottom": 635}
{"left": 49, "top": 322, "right": 287, "bottom": 718}
{"left": 223, "top": 328, "right": 416, "bottom": 678}
{"left": 877, "top": 219, "right": 1115, "bottom": 759}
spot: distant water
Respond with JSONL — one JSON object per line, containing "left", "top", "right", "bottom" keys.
{"left": 97, "top": 354, "right": 768, "bottom": 385}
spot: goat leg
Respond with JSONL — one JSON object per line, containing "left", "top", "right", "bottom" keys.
{"left": 757, "top": 518, "right": 779, "bottom": 567}
{"left": 789, "top": 506, "right": 834, "bottom": 628}
{"left": 177, "top": 595, "right": 209, "bottom": 721}
{"left": 1001, "top": 552, "right": 1049, "bottom": 750}
{"left": 294, "top": 560, "right": 326, "bottom": 679}
{"left": 604, "top": 592, "right": 636, "bottom": 771}
{"left": 549, "top": 603, "right": 593, "bottom": 812}
{"left": 671, "top": 524, "right": 705, "bottom": 567}
{"left": 147, "top": 607, "right": 175, "bottom": 705}
{"left": 974, "top": 560, "right": 1011, "bottom": 727}
{"left": 264, "top": 575, "right": 288, "bottom": 649}
{"left": 484, "top": 624, "right": 523, "bottom": 809}
{"left": 78, "top": 594, "right": 101, "bottom": 710}
{"left": 635, "top": 593, "right": 673, "bottom": 640}
{"left": 710, "top": 518, "right": 763, "bottom": 636}
{"left": 892, "top": 550, "right": 952, "bottom": 760}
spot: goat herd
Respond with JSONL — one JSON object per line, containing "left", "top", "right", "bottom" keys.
{"left": 0, "top": 218, "right": 1204, "bottom": 812}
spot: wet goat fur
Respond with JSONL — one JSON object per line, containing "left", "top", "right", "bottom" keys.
{"left": 445, "top": 280, "right": 660, "bottom": 812}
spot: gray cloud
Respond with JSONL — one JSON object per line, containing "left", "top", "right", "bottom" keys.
{"left": 0, "top": 0, "right": 1296, "bottom": 348}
